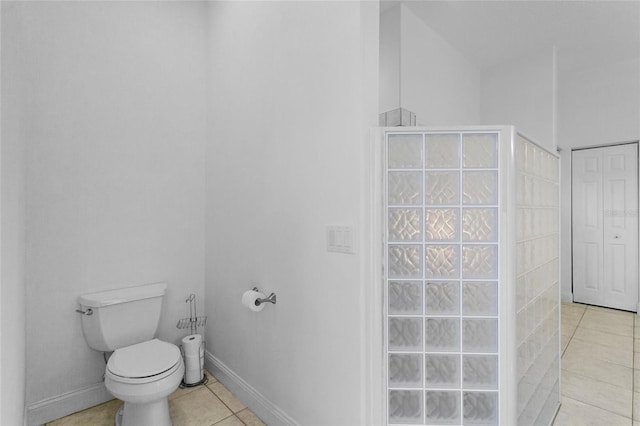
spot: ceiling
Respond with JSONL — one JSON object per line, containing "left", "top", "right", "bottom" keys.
{"left": 382, "top": 0, "right": 640, "bottom": 72}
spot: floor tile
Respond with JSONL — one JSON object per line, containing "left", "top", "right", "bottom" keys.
{"left": 169, "top": 387, "right": 233, "bottom": 426}
{"left": 561, "top": 333, "right": 572, "bottom": 352}
{"left": 207, "top": 381, "right": 247, "bottom": 413}
{"left": 47, "top": 399, "right": 122, "bottom": 426}
{"left": 561, "top": 355, "right": 632, "bottom": 389}
{"left": 214, "top": 415, "right": 246, "bottom": 426}
{"left": 564, "top": 337, "right": 633, "bottom": 368}
{"left": 170, "top": 384, "right": 202, "bottom": 401}
{"left": 556, "top": 304, "right": 636, "bottom": 426}
{"left": 562, "top": 302, "right": 587, "bottom": 314}
{"left": 587, "top": 305, "right": 634, "bottom": 318}
{"left": 578, "top": 314, "right": 634, "bottom": 337}
{"left": 572, "top": 327, "right": 633, "bottom": 352}
{"left": 560, "top": 311, "right": 584, "bottom": 326}
{"left": 562, "top": 322, "right": 578, "bottom": 337}
{"left": 237, "top": 408, "right": 266, "bottom": 426}
{"left": 554, "top": 396, "right": 631, "bottom": 426}
{"left": 561, "top": 369, "right": 632, "bottom": 417}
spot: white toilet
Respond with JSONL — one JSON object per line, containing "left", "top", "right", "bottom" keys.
{"left": 78, "top": 282, "right": 184, "bottom": 426}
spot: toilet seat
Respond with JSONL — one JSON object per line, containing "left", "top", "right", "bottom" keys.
{"left": 106, "top": 339, "right": 181, "bottom": 384}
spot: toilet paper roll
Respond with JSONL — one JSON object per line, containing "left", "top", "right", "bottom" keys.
{"left": 182, "top": 334, "right": 204, "bottom": 384}
{"left": 185, "top": 368, "right": 203, "bottom": 385}
{"left": 182, "top": 334, "right": 202, "bottom": 354}
{"left": 185, "top": 351, "right": 204, "bottom": 364}
{"left": 242, "top": 290, "right": 265, "bottom": 312}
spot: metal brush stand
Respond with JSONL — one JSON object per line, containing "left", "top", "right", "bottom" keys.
{"left": 177, "top": 293, "right": 208, "bottom": 388}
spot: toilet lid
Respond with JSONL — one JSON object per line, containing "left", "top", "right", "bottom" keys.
{"left": 107, "top": 339, "right": 180, "bottom": 379}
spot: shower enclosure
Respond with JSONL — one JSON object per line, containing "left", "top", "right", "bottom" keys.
{"left": 380, "top": 126, "right": 560, "bottom": 425}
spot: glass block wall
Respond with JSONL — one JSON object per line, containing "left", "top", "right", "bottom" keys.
{"left": 514, "top": 135, "right": 560, "bottom": 425}
{"left": 386, "top": 131, "right": 501, "bottom": 425}
{"left": 383, "top": 129, "right": 560, "bottom": 426}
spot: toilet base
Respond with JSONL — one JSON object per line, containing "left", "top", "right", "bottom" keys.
{"left": 115, "top": 398, "right": 172, "bottom": 426}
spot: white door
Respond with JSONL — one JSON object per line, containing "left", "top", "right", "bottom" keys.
{"left": 572, "top": 143, "right": 639, "bottom": 311}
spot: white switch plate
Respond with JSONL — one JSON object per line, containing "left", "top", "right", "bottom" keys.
{"left": 327, "top": 225, "right": 355, "bottom": 254}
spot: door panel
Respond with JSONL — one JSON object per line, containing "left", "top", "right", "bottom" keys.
{"left": 573, "top": 151, "right": 604, "bottom": 304}
{"left": 609, "top": 244, "right": 625, "bottom": 294}
{"left": 583, "top": 243, "right": 600, "bottom": 291}
{"left": 572, "top": 144, "right": 638, "bottom": 311}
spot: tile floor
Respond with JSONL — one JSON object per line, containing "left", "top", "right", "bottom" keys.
{"left": 555, "top": 302, "right": 639, "bottom": 426}
{"left": 45, "top": 370, "right": 265, "bottom": 426}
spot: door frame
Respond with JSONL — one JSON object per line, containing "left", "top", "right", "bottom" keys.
{"left": 570, "top": 140, "right": 640, "bottom": 312}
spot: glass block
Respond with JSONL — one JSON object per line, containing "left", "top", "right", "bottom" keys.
{"left": 389, "top": 354, "right": 423, "bottom": 388}
{"left": 463, "top": 355, "right": 498, "bottom": 389}
{"left": 463, "top": 282, "right": 498, "bottom": 316}
{"left": 426, "top": 245, "right": 459, "bottom": 279}
{"left": 463, "top": 171, "right": 498, "bottom": 205}
{"left": 463, "top": 391, "right": 498, "bottom": 425}
{"left": 425, "top": 354, "right": 460, "bottom": 389}
{"left": 389, "top": 318, "right": 423, "bottom": 351}
{"left": 462, "top": 245, "right": 498, "bottom": 279}
{"left": 389, "top": 172, "right": 422, "bottom": 205}
{"left": 425, "top": 171, "right": 460, "bottom": 205}
{"left": 388, "top": 134, "right": 423, "bottom": 169}
{"left": 426, "top": 209, "right": 459, "bottom": 241}
{"left": 388, "top": 245, "right": 422, "bottom": 278}
{"left": 425, "top": 282, "right": 459, "bottom": 315}
{"left": 463, "top": 319, "right": 498, "bottom": 353}
{"left": 426, "top": 391, "right": 461, "bottom": 425}
{"left": 389, "top": 281, "right": 423, "bottom": 315}
{"left": 389, "top": 208, "right": 422, "bottom": 242}
{"left": 462, "top": 208, "right": 498, "bottom": 242}
{"left": 463, "top": 133, "right": 498, "bottom": 168}
{"left": 426, "top": 318, "right": 460, "bottom": 352}
{"left": 425, "top": 134, "right": 460, "bottom": 169}
{"left": 389, "top": 390, "right": 423, "bottom": 424}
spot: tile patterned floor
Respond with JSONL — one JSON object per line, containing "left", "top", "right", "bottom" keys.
{"left": 555, "top": 302, "right": 639, "bottom": 426}
{"left": 45, "top": 370, "right": 265, "bottom": 426}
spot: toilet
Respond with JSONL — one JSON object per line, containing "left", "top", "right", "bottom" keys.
{"left": 77, "top": 282, "right": 184, "bottom": 426}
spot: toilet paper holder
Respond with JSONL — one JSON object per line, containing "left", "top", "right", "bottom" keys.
{"left": 251, "top": 287, "right": 277, "bottom": 306}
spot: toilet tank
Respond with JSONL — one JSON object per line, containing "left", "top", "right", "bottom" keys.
{"left": 78, "top": 282, "right": 167, "bottom": 352}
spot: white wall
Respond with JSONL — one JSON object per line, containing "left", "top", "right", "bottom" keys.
{"left": 557, "top": 58, "right": 640, "bottom": 302}
{"left": 1, "top": 2, "right": 27, "bottom": 423}
{"left": 558, "top": 58, "right": 640, "bottom": 148}
{"left": 2, "top": 2, "right": 208, "bottom": 422}
{"left": 206, "top": 2, "right": 378, "bottom": 424}
{"left": 378, "top": 4, "right": 481, "bottom": 125}
{"left": 379, "top": 5, "right": 400, "bottom": 113}
{"left": 380, "top": 5, "right": 556, "bottom": 146}
{"left": 401, "top": 4, "right": 481, "bottom": 125}
{"left": 480, "top": 48, "right": 556, "bottom": 151}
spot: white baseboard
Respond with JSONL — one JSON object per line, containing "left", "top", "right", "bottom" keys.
{"left": 25, "top": 382, "right": 112, "bottom": 426}
{"left": 204, "top": 350, "right": 297, "bottom": 426}
{"left": 560, "top": 291, "right": 573, "bottom": 303}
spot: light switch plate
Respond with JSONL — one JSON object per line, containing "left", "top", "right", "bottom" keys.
{"left": 326, "top": 225, "right": 355, "bottom": 254}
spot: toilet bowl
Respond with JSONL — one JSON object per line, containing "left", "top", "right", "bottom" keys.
{"left": 105, "top": 339, "right": 184, "bottom": 426}
{"left": 77, "top": 283, "right": 184, "bottom": 425}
